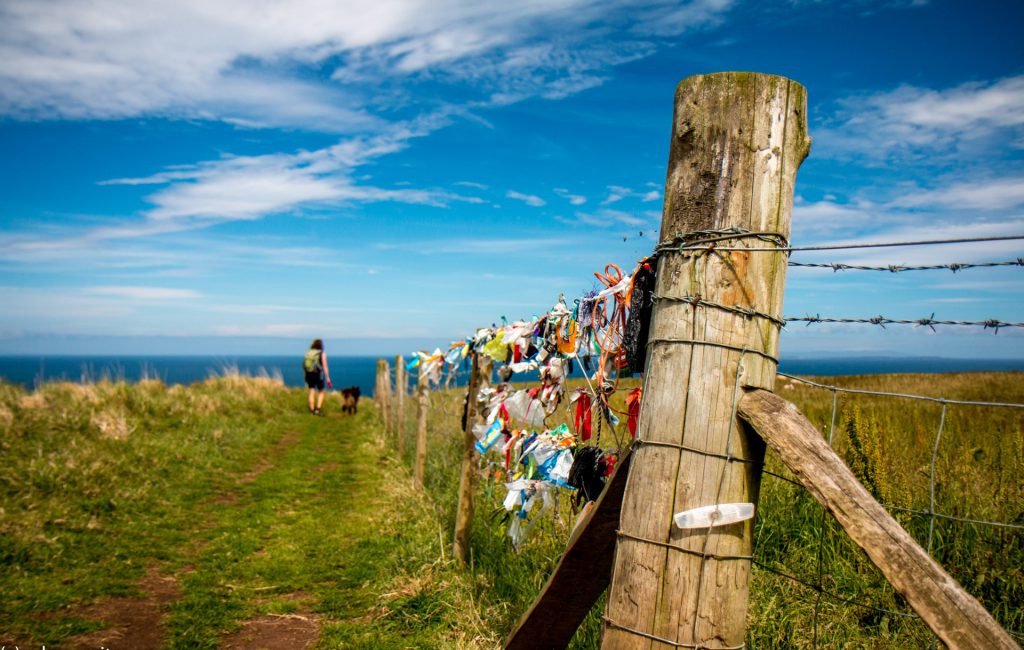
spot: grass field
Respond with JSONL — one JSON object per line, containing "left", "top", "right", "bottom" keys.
{"left": 398, "top": 370, "right": 1024, "bottom": 649}
{"left": 0, "top": 373, "right": 490, "bottom": 648}
{"left": 1, "top": 370, "right": 1021, "bottom": 648}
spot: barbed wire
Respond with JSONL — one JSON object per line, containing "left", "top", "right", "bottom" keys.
{"left": 783, "top": 314, "right": 1024, "bottom": 332}
{"left": 650, "top": 294, "right": 1024, "bottom": 334}
{"left": 660, "top": 232, "right": 1024, "bottom": 254}
{"left": 653, "top": 294, "right": 786, "bottom": 327}
{"left": 788, "top": 258, "right": 1024, "bottom": 273}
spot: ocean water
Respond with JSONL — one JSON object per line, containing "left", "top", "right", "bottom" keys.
{"left": 0, "top": 355, "right": 1022, "bottom": 394}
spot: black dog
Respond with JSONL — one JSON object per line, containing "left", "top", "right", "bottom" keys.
{"left": 340, "top": 386, "right": 361, "bottom": 414}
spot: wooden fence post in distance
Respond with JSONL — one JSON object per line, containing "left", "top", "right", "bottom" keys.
{"left": 377, "top": 358, "right": 392, "bottom": 433}
{"left": 603, "top": 72, "right": 811, "bottom": 648}
{"left": 414, "top": 372, "right": 429, "bottom": 488}
{"left": 394, "top": 354, "right": 406, "bottom": 456}
{"left": 453, "top": 351, "right": 492, "bottom": 565}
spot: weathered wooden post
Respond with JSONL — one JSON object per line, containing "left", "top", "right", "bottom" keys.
{"left": 394, "top": 354, "right": 406, "bottom": 455}
{"left": 603, "top": 72, "right": 810, "bottom": 648}
{"left": 377, "top": 358, "right": 392, "bottom": 433}
{"left": 414, "top": 372, "right": 429, "bottom": 488}
{"left": 453, "top": 351, "right": 492, "bottom": 565}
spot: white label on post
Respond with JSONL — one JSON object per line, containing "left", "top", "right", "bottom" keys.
{"left": 673, "top": 503, "right": 755, "bottom": 529}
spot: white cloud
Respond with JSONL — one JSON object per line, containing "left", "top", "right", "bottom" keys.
{"left": 792, "top": 199, "right": 886, "bottom": 238}
{"left": 888, "top": 177, "right": 1024, "bottom": 211}
{"left": 506, "top": 190, "right": 546, "bottom": 207}
{"left": 554, "top": 188, "right": 587, "bottom": 205}
{"left": 454, "top": 181, "right": 488, "bottom": 190}
{"left": 816, "top": 75, "right": 1024, "bottom": 161}
{"left": 0, "top": 0, "right": 735, "bottom": 129}
{"left": 377, "top": 237, "right": 571, "bottom": 254}
{"left": 0, "top": 0, "right": 739, "bottom": 254}
{"left": 563, "top": 208, "right": 659, "bottom": 228}
{"left": 87, "top": 286, "right": 202, "bottom": 300}
{"left": 601, "top": 184, "right": 660, "bottom": 205}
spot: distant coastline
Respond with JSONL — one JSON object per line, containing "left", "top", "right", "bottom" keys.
{"left": 1, "top": 355, "right": 1022, "bottom": 395}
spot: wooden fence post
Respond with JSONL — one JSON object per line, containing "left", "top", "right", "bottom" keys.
{"left": 394, "top": 354, "right": 406, "bottom": 456}
{"left": 453, "top": 351, "right": 492, "bottom": 565}
{"left": 376, "top": 358, "right": 392, "bottom": 433}
{"left": 603, "top": 72, "right": 810, "bottom": 648}
{"left": 414, "top": 372, "right": 429, "bottom": 488}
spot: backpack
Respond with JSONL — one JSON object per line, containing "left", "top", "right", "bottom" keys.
{"left": 303, "top": 349, "right": 322, "bottom": 373}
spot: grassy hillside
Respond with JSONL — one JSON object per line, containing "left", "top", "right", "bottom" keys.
{"left": 0, "top": 374, "right": 490, "bottom": 648}
{"left": 1, "top": 370, "right": 1021, "bottom": 648}
{"left": 394, "top": 371, "right": 1024, "bottom": 649}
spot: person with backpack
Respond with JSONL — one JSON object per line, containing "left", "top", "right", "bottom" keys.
{"left": 303, "top": 339, "right": 332, "bottom": 415}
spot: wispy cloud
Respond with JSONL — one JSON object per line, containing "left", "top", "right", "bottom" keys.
{"left": 601, "top": 184, "right": 661, "bottom": 205}
{"left": 816, "top": 75, "right": 1024, "bottom": 162}
{"left": 560, "top": 208, "right": 659, "bottom": 228}
{"left": 506, "top": 190, "right": 546, "bottom": 207}
{"left": 0, "top": 0, "right": 736, "bottom": 129}
{"left": 377, "top": 237, "right": 570, "bottom": 254}
{"left": 454, "top": 181, "right": 488, "bottom": 190}
{"left": 554, "top": 188, "right": 587, "bottom": 205}
{"left": 0, "top": 0, "right": 735, "bottom": 258}
{"left": 887, "top": 177, "right": 1024, "bottom": 211}
{"left": 86, "top": 286, "right": 202, "bottom": 300}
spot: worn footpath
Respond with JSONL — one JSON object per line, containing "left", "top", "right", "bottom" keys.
{"left": 1, "top": 385, "right": 493, "bottom": 649}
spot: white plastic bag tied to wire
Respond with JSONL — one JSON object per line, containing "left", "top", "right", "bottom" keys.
{"left": 673, "top": 503, "right": 754, "bottom": 529}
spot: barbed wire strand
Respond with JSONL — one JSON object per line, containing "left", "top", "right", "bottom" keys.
{"left": 652, "top": 294, "right": 1024, "bottom": 333}
{"left": 789, "top": 258, "right": 1024, "bottom": 273}
{"left": 783, "top": 314, "right": 1024, "bottom": 331}
{"left": 661, "top": 232, "right": 1024, "bottom": 254}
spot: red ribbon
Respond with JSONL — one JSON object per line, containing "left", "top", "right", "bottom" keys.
{"left": 574, "top": 392, "right": 593, "bottom": 441}
{"left": 626, "top": 387, "right": 642, "bottom": 437}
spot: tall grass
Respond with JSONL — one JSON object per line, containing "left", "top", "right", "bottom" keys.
{"left": 398, "top": 371, "right": 1024, "bottom": 648}
{"left": 0, "top": 370, "right": 293, "bottom": 642}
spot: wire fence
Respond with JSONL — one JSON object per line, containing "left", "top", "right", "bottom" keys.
{"left": 757, "top": 373, "right": 1024, "bottom": 646}
{"left": 378, "top": 227, "right": 1024, "bottom": 648}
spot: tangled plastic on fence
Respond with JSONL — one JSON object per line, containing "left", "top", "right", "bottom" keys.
{"left": 405, "top": 258, "right": 653, "bottom": 546}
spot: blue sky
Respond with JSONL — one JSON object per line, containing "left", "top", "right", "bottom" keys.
{"left": 1, "top": 0, "right": 1022, "bottom": 358}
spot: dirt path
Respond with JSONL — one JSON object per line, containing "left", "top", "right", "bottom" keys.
{"left": 80, "top": 405, "right": 488, "bottom": 648}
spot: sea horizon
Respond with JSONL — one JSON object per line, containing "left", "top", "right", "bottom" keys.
{"left": 2, "top": 354, "right": 1023, "bottom": 395}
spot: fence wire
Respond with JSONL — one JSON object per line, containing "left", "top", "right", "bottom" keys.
{"left": 374, "top": 225, "right": 1023, "bottom": 649}
{"left": 764, "top": 372, "right": 1024, "bottom": 647}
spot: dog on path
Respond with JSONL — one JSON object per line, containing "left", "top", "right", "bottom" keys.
{"left": 339, "top": 386, "right": 361, "bottom": 415}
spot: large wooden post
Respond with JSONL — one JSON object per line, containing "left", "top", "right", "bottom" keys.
{"left": 376, "top": 358, "right": 392, "bottom": 432}
{"left": 453, "top": 351, "right": 492, "bottom": 565}
{"left": 603, "top": 72, "right": 810, "bottom": 648}
{"left": 394, "top": 354, "right": 406, "bottom": 456}
{"left": 414, "top": 372, "right": 429, "bottom": 488}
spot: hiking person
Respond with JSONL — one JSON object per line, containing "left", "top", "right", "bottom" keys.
{"left": 303, "top": 339, "right": 332, "bottom": 415}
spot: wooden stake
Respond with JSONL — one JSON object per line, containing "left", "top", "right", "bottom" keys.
{"left": 414, "top": 372, "right": 429, "bottom": 488}
{"left": 453, "top": 351, "right": 492, "bottom": 565}
{"left": 738, "top": 388, "right": 1019, "bottom": 650}
{"left": 394, "top": 354, "right": 406, "bottom": 456}
{"left": 377, "top": 358, "right": 392, "bottom": 434}
{"left": 604, "top": 72, "right": 810, "bottom": 648}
